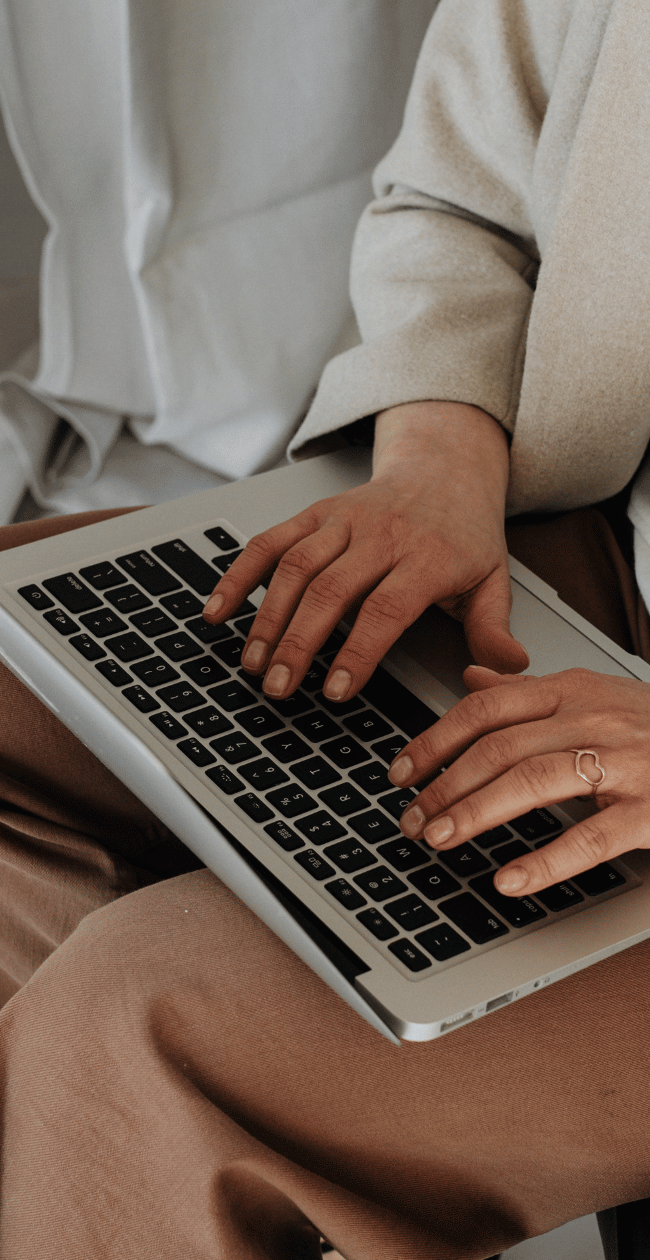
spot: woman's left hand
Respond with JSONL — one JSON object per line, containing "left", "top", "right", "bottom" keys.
{"left": 388, "top": 665, "right": 650, "bottom": 895}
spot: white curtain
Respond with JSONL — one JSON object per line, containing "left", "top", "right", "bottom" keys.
{"left": 0, "top": 0, "right": 438, "bottom": 517}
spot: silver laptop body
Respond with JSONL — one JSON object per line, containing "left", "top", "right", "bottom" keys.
{"left": 1, "top": 448, "right": 649, "bottom": 1045}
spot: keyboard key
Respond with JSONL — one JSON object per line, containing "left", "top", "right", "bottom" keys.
{"left": 237, "top": 669, "right": 265, "bottom": 694}
{"left": 105, "top": 632, "right": 154, "bottom": 663}
{"left": 240, "top": 758, "right": 288, "bottom": 791}
{"left": 473, "top": 825, "right": 515, "bottom": 850}
{"left": 262, "top": 731, "right": 312, "bottom": 764}
{"left": 105, "top": 584, "right": 152, "bottom": 614}
{"left": 378, "top": 787, "right": 417, "bottom": 821}
{"left": 116, "top": 551, "right": 181, "bottom": 595}
{"left": 235, "top": 793, "right": 274, "bottom": 823}
{"left": 384, "top": 893, "right": 438, "bottom": 932}
{"left": 264, "top": 821, "right": 305, "bottom": 852}
{"left": 265, "top": 785, "right": 317, "bottom": 818}
{"left": 408, "top": 864, "right": 462, "bottom": 900}
{"left": 325, "top": 878, "right": 367, "bottom": 910}
{"left": 79, "top": 561, "right": 127, "bottom": 590}
{"left": 178, "top": 738, "right": 216, "bottom": 767}
{"left": 300, "top": 662, "right": 328, "bottom": 692}
{"left": 437, "top": 843, "right": 492, "bottom": 878}
{"left": 295, "top": 811, "right": 347, "bottom": 845}
{"left": 212, "top": 549, "right": 243, "bottom": 574}
{"left": 204, "top": 525, "right": 239, "bottom": 551}
{"left": 572, "top": 863, "right": 626, "bottom": 896}
{"left": 291, "top": 757, "right": 341, "bottom": 790}
{"left": 469, "top": 873, "right": 547, "bottom": 928}
{"left": 149, "top": 711, "right": 188, "bottom": 740}
{"left": 43, "top": 573, "right": 102, "bottom": 614}
{"left": 320, "top": 628, "right": 347, "bottom": 655}
{"left": 123, "top": 685, "right": 160, "bottom": 713}
{"left": 344, "top": 710, "right": 393, "bottom": 742}
{"left": 350, "top": 811, "right": 400, "bottom": 845}
{"left": 205, "top": 765, "right": 244, "bottom": 795}
{"left": 154, "top": 631, "right": 204, "bottom": 662}
{"left": 415, "top": 923, "right": 471, "bottom": 961}
{"left": 439, "top": 892, "right": 509, "bottom": 944}
{"left": 18, "top": 584, "right": 54, "bottom": 610}
{"left": 535, "top": 881, "right": 585, "bottom": 912}
{"left": 44, "top": 608, "right": 78, "bottom": 636}
{"left": 294, "top": 849, "right": 336, "bottom": 881}
{"left": 265, "top": 691, "right": 314, "bottom": 720}
{"left": 349, "top": 762, "right": 393, "bottom": 795}
{"left": 354, "top": 866, "right": 408, "bottom": 901}
{"left": 95, "top": 658, "right": 132, "bottom": 687}
{"left": 211, "top": 637, "right": 247, "bottom": 670}
{"left": 510, "top": 808, "right": 562, "bottom": 842}
{"left": 207, "top": 680, "right": 258, "bottom": 712}
{"left": 371, "top": 735, "right": 408, "bottom": 764}
{"left": 237, "top": 706, "right": 284, "bottom": 737}
{"left": 318, "top": 784, "right": 370, "bottom": 817}
{"left": 185, "top": 707, "right": 234, "bottom": 738}
{"left": 490, "top": 838, "right": 531, "bottom": 866}
{"left": 129, "top": 609, "right": 177, "bottom": 638}
{"left": 356, "top": 908, "right": 399, "bottom": 940}
{"left": 387, "top": 939, "right": 432, "bottom": 972}
{"left": 159, "top": 590, "right": 204, "bottom": 620}
{"left": 233, "top": 599, "right": 257, "bottom": 617}
{"left": 152, "top": 540, "right": 219, "bottom": 596}
{"left": 185, "top": 617, "right": 234, "bottom": 645}
{"left": 233, "top": 615, "right": 256, "bottom": 637}
{"left": 377, "top": 837, "right": 431, "bottom": 870}
{"left": 320, "top": 735, "right": 370, "bottom": 770}
{"left": 362, "top": 667, "right": 439, "bottom": 738}
{"left": 132, "top": 657, "right": 180, "bottom": 687}
{"left": 317, "top": 692, "right": 365, "bottom": 715}
{"left": 79, "top": 608, "right": 128, "bottom": 638}
{"left": 181, "top": 656, "right": 229, "bottom": 688}
{"left": 210, "top": 733, "right": 258, "bottom": 763}
{"left": 323, "top": 839, "right": 377, "bottom": 874}
{"left": 70, "top": 633, "right": 106, "bottom": 661}
{"left": 156, "top": 682, "right": 205, "bottom": 712}
{"left": 293, "top": 712, "right": 342, "bottom": 742}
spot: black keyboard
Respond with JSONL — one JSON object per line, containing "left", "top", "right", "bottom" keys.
{"left": 14, "top": 519, "right": 633, "bottom": 980}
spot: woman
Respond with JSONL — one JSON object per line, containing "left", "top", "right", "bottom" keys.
{"left": 1, "top": 1, "right": 649, "bottom": 1256}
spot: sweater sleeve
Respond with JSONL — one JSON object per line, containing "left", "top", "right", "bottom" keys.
{"left": 289, "top": 0, "right": 564, "bottom": 458}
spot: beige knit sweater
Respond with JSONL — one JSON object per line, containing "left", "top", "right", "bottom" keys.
{"left": 290, "top": 0, "right": 650, "bottom": 517}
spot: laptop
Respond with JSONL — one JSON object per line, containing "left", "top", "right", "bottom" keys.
{"left": 1, "top": 446, "right": 649, "bottom": 1046}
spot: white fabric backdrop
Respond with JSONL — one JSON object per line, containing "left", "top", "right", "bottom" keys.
{"left": 0, "top": 0, "right": 438, "bottom": 519}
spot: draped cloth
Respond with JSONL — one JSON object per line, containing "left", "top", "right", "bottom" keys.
{"left": 0, "top": 0, "right": 437, "bottom": 521}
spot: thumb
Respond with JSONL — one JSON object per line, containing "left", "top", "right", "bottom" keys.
{"left": 462, "top": 564, "right": 530, "bottom": 674}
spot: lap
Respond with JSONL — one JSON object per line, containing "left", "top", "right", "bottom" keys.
{"left": 1, "top": 506, "right": 649, "bottom": 1257}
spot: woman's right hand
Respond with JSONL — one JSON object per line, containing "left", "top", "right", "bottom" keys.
{"left": 202, "top": 401, "right": 529, "bottom": 701}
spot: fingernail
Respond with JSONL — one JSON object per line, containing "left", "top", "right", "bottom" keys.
{"left": 424, "top": 816, "right": 455, "bottom": 846}
{"left": 204, "top": 593, "right": 224, "bottom": 618}
{"left": 465, "top": 664, "right": 498, "bottom": 674}
{"left": 242, "top": 639, "right": 267, "bottom": 671}
{"left": 263, "top": 664, "right": 291, "bottom": 697}
{"left": 324, "top": 669, "right": 352, "bottom": 701}
{"left": 389, "top": 755, "right": 413, "bottom": 785}
{"left": 495, "top": 865, "right": 527, "bottom": 893}
{"left": 400, "top": 805, "right": 425, "bottom": 837}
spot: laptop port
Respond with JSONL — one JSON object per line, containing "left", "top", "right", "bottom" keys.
{"left": 440, "top": 1009, "right": 474, "bottom": 1032}
{"left": 486, "top": 991, "right": 514, "bottom": 1013}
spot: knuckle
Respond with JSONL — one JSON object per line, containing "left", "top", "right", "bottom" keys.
{"left": 512, "top": 754, "right": 556, "bottom": 796}
{"left": 457, "top": 688, "right": 501, "bottom": 732}
{"left": 570, "top": 820, "right": 610, "bottom": 868}
{"left": 360, "top": 587, "right": 406, "bottom": 629}
{"left": 478, "top": 730, "right": 517, "bottom": 773}
{"left": 305, "top": 568, "right": 352, "bottom": 611}
{"left": 245, "top": 532, "right": 278, "bottom": 570}
{"left": 276, "top": 546, "right": 319, "bottom": 585}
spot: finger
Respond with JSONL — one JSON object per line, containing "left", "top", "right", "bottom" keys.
{"left": 463, "top": 665, "right": 537, "bottom": 692}
{"left": 453, "top": 564, "right": 529, "bottom": 674}
{"left": 493, "top": 801, "right": 643, "bottom": 896}
{"left": 400, "top": 749, "right": 590, "bottom": 848}
{"left": 203, "top": 507, "right": 327, "bottom": 621}
{"left": 320, "top": 561, "right": 454, "bottom": 702}
{"left": 397, "top": 717, "right": 575, "bottom": 837}
{"left": 388, "top": 675, "right": 562, "bottom": 789}
{"left": 259, "top": 541, "right": 391, "bottom": 696}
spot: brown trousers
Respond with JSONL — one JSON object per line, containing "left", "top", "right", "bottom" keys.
{"left": 0, "top": 506, "right": 649, "bottom": 1260}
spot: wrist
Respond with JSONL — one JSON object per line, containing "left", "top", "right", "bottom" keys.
{"left": 372, "top": 401, "right": 510, "bottom": 493}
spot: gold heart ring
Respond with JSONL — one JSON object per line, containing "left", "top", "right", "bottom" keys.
{"left": 571, "top": 749, "right": 606, "bottom": 791}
